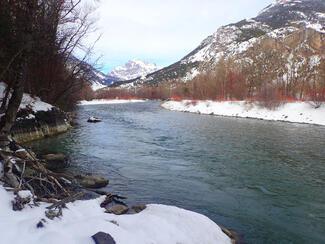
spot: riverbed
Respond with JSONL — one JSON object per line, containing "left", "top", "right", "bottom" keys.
{"left": 28, "top": 101, "right": 325, "bottom": 243}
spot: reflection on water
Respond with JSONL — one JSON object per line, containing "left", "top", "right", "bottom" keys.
{"left": 28, "top": 101, "right": 325, "bottom": 243}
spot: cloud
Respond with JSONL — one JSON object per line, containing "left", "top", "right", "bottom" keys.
{"left": 86, "top": 0, "right": 273, "bottom": 72}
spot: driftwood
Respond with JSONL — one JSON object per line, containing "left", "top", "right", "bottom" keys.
{"left": 100, "top": 193, "right": 128, "bottom": 208}
{"left": 46, "top": 192, "right": 84, "bottom": 210}
{"left": 0, "top": 151, "right": 20, "bottom": 188}
{"left": 0, "top": 141, "right": 75, "bottom": 201}
{"left": 0, "top": 140, "right": 127, "bottom": 221}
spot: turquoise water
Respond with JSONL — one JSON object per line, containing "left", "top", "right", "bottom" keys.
{"left": 29, "top": 101, "right": 325, "bottom": 243}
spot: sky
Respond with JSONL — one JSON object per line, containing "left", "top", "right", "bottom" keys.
{"left": 86, "top": 0, "right": 274, "bottom": 73}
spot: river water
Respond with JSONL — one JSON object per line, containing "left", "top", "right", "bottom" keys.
{"left": 28, "top": 101, "right": 325, "bottom": 243}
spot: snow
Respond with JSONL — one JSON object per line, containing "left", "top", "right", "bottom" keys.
{"left": 79, "top": 99, "right": 146, "bottom": 106}
{"left": 91, "top": 81, "right": 107, "bottom": 91}
{"left": 17, "top": 190, "right": 33, "bottom": 199}
{"left": 162, "top": 100, "right": 325, "bottom": 126}
{"left": 267, "top": 26, "right": 298, "bottom": 39}
{"left": 0, "top": 82, "right": 53, "bottom": 113}
{"left": 21, "top": 95, "right": 53, "bottom": 112}
{"left": 306, "top": 23, "right": 325, "bottom": 33}
{"left": 188, "top": 44, "right": 212, "bottom": 63}
{"left": 183, "top": 68, "right": 201, "bottom": 81}
{"left": 0, "top": 185, "right": 231, "bottom": 244}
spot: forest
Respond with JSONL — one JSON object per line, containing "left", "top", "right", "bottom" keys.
{"left": 97, "top": 41, "right": 325, "bottom": 109}
{"left": 0, "top": 0, "right": 96, "bottom": 117}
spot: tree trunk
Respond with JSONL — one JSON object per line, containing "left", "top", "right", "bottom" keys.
{"left": 0, "top": 61, "right": 26, "bottom": 146}
{"left": 0, "top": 84, "right": 12, "bottom": 114}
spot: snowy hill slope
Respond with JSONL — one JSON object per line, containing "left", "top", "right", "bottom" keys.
{"left": 114, "top": 0, "right": 325, "bottom": 87}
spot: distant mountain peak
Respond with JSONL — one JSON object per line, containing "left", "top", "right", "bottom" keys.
{"left": 108, "top": 60, "right": 158, "bottom": 81}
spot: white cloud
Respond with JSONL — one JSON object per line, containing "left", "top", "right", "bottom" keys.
{"left": 86, "top": 0, "right": 273, "bottom": 72}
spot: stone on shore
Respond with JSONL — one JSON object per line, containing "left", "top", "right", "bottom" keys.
{"left": 92, "top": 232, "right": 116, "bottom": 244}
{"left": 131, "top": 204, "right": 147, "bottom": 213}
{"left": 106, "top": 204, "right": 129, "bottom": 215}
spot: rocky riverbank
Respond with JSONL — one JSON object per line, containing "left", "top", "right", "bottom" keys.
{"left": 11, "top": 108, "right": 72, "bottom": 143}
{"left": 0, "top": 142, "right": 233, "bottom": 244}
{"left": 0, "top": 82, "right": 72, "bottom": 143}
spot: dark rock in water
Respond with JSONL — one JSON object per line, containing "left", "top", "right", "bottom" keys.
{"left": 42, "top": 153, "right": 69, "bottom": 171}
{"left": 131, "top": 204, "right": 146, "bottom": 213}
{"left": 75, "top": 174, "right": 109, "bottom": 189}
{"left": 92, "top": 232, "right": 116, "bottom": 244}
{"left": 106, "top": 204, "right": 129, "bottom": 215}
{"left": 87, "top": 117, "right": 102, "bottom": 123}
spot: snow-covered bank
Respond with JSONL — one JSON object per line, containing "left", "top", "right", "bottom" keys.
{"left": 0, "top": 82, "right": 70, "bottom": 143}
{"left": 0, "top": 185, "right": 231, "bottom": 244}
{"left": 79, "top": 99, "right": 146, "bottom": 106}
{"left": 0, "top": 82, "right": 53, "bottom": 113}
{"left": 162, "top": 100, "right": 325, "bottom": 126}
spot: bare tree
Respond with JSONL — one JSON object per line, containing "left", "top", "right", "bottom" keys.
{"left": 0, "top": 0, "right": 100, "bottom": 144}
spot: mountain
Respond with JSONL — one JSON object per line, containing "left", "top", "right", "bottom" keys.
{"left": 113, "top": 0, "right": 325, "bottom": 88}
{"left": 81, "top": 59, "right": 158, "bottom": 90}
{"left": 108, "top": 60, "right": 158, "bottom": 83}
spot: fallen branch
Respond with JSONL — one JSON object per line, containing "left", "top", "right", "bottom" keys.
{"left": 46, "top": 192, "right": 84, "bottom": 210}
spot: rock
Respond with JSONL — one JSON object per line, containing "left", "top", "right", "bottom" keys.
{"left": 221, "top": 227, "right": 241, "bottom": 244}
{"left": 131, "top": 204, "right": 146, "bottom": 213}
{"left": 87, "top": 117, "right": 102, "bottom": 123}
{"left": 106, "top": 204, "right": 129, "bottom": 215}
{"left": 80, "top": 189, "right": 101, "bottom": 200}
{"left": 36, "top": 219, "right": 47, "bottom": 229}
{"left": 75, "top": 175, "right": 109, "bottom": 189}
{"left": 45, "top": 208, "right": 62, "bottom": 220}
{"left": 12, "top": 194, "right": 32, "bottom": 211}
{"left": 92, "top": 232, "right": 116, "bottom": 244}
{"left": 36, "top": 221, "right": 45, "bottom": 229}
{"left": 42, "top": 153, "right": 69, "bottom": 171}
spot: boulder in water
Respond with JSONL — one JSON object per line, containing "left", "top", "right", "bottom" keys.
{"left": 75, "top": 174, "right": 109, "bottom": 189}
{"left": 87, "top": 117, "right": 102, "bottom": 123}
{"left": 42, "top": 153, "right": 69, "bottom": 171}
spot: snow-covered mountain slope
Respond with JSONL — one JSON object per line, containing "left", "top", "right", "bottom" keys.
{"left": 114, "top": 0, "right": 324, "bottom": 87}
{"left": 89, "top": 70, "right": 108, "bottom": 91}
{"left": 108, "top": 60, "right": 158, "bottom": 81}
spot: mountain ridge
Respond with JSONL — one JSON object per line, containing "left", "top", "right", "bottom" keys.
{"left": 111, "top": 0, "right": 324, "bottom": 88}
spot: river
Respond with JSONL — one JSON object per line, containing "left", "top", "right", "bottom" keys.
{"left": 28, "top": 101, "right": 325, "bottom": 243}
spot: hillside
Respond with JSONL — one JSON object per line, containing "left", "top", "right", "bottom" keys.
{"left": 112, "top": 0, "right": 324, "bottom": 87}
